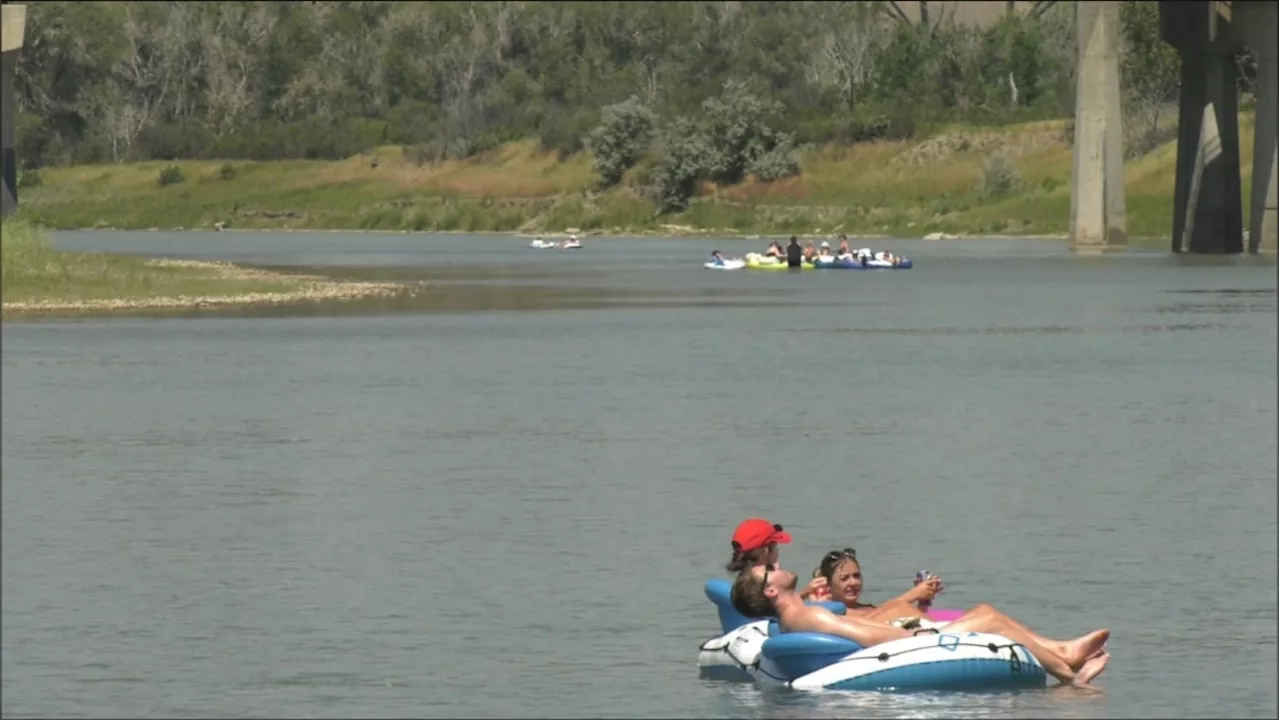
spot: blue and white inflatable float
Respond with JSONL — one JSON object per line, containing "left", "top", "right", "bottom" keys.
{"left": 697, "top": 579, "right": 1047, "bottom": 692}
{"left": 811, "top": 256, "right": 913, "bottom": 269}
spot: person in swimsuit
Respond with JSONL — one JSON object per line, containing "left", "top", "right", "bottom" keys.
{"left": 814, "top": 549, "right": 1110, "bottom": 666}
{"left": 815, "top": 548, "right": 943, "bottom": 628}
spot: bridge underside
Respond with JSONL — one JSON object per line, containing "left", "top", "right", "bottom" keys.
{"left": 1070, "top": 0, "right": 1277, "bottom": 254}
{"left": 1159, "top": 0, "right": 1277, "bottom": 254}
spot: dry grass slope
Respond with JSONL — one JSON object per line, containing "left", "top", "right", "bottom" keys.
{"left": 16, "top": 114, "right": 1257, "bottom": 240}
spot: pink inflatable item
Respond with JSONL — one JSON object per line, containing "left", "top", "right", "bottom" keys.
{"left": 926, "top": 608, "right": 966, "bottom": 622}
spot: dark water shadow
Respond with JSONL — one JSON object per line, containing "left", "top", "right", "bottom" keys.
{"left": 1166, "top": 289, "right": 1278, "bottom": 295}
{"left": 1156, "top": 287, "right": 1278, "bottom": 315}
{"left": 779, "top": 322, "right": 1249, "bottom": 337}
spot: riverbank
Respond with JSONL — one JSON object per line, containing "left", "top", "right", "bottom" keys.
{"left": 1, "top": 218, "right": 422, "bottom": 318}
{"left": 17, "top": 116, "right": 1257, "bottom": 240}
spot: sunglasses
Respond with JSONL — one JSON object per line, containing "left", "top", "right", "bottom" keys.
{"left": 820, "top": 548, "right": 858, "bottom": 573}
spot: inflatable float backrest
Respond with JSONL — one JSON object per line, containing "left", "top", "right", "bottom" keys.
{"left": 704, "top": 579, "right": 846, "bottom": 634}
{"left": 760, "top": 632, "right": 863, "bottom": 681}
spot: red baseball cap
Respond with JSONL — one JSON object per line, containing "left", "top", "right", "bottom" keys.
{"left": 731, "top": 518, "right": 792, "bottom": 553}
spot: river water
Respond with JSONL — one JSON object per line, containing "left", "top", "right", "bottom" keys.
{"left": 2, "top": 231, "right": 1277, "bottom": 718}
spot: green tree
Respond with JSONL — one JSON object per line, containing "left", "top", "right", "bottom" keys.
{"left": 585, "top": 96, "right": 658, "bottom": 188}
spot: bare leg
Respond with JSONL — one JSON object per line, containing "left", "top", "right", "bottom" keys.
{"left": 1056, "top": 631, "right": 1111, "bottom": 669}
{"left": 949, "top": 603, "right": 1109, "bottom": 671}
{"left": 945, "top": 605, "right": 1083, "bottom": 686}
{"left": 1075, "top": 651, "right": 1110, "bottom": 685}
{"left": 970, "top": 605, "right": 1108, "bottom": 668}
{"left": 991, "top": 613, "right": 1108, "bottom": 671}
{"left": 865, "top": 602, "right": 1107, "bottom": 671}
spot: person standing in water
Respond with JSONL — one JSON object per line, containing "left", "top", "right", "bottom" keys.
{"left": 785, "top": 236, "right": 804, "bottom": 268}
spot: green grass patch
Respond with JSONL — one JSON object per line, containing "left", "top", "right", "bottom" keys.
{"left": 1, "top": 217, "right": 305, "bottom": 307}
{"left": 17, "top": 114, "right": 1259, "bottom": 239}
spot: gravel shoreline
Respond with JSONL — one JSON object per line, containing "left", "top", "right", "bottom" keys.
{"left": 2, "top": 259, "right": 424, "bottom": 315}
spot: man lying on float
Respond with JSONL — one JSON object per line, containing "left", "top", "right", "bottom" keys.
{"left": 730, "top": 563, "right": 1112, "bottom": 687}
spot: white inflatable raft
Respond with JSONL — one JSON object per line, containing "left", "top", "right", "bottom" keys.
{"left": 529, "top": 238, "right": 582, "bottom": 249}
{"left": 696, "top": 579, "right": 1047, "bottom": 692}
{"left": 704, "top": 258, "right": 746, "bottom": 270}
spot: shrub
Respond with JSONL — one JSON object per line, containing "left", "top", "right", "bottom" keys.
{"left": 747, "top": 133, "right": 801, "bottom": 182}
{"left": 17, "top": 169, "right": 42, "bottom": 189}
{"left": 585, "top": 96, "right": 658, "bottom": 188}
{"left": 978, "top": 152, "right": 1021, "bottom": 199}
{"left": 649, "top": 118, "right": 710, "bottom": 214}
{"left": 157, "top": 165, "right": 185, "bottom": 187}
{"left": 702, "top": 80, "right": 791, "bottom": 185}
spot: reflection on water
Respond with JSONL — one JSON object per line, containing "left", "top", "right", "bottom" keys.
{"left": 716, "top": 682, "right": 1112, "bottom": 720}
{"left": 1157, "top": 287, "right": 1278, "bottom": 315}
{"left": 782, "top": 323, "right": 1249, "bottom": 336}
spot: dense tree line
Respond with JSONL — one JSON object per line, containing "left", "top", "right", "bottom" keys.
{"left": 12, "top": 1, "right": 1248, "bottom": 199}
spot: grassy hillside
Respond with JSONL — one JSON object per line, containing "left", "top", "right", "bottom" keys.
{"left": 17, "top": 115, "right": 1257, "bottom": 241}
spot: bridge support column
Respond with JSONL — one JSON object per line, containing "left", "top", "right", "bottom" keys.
{"left": 1172, "top": 46, "right": 1244, "bottom": 253}
{"left": 1, "top": 5, "right": 27, "bottom": 218}
{"left": 1162, "top": 0, "right": 1249, "bottom": 253}
{"left": 1243, "top": 4, "right": 1277, "bottom": 254}
{"left": 1069, "top": 2, "right": 1127, "bottom": 254}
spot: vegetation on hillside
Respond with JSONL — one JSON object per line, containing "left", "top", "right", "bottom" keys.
{"left": 18, "top": 113, "right": 1258, "bottom": 240}
{"left": 12, "top": 1, "right": 1260, "bottom": 224}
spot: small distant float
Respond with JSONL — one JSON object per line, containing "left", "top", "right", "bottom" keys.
{"left": 704, "top": 255, "right": 747, "bottom": 270}
{"left": 530, "top": 235, "right": 583, "bottom": 250}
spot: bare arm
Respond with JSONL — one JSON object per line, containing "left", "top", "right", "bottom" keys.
{"left": 786, "top": 606, "right": 911, "bottom": 648}
{"left": 865, "top": 589, "right": 926, "bottom": 622}
{"left": 864, "top": 578, "right": 942, "bottom": 623}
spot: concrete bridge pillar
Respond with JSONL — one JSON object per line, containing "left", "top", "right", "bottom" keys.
{"left": 1172, "top": 41, "right": 1244, "bottom": 253}
{"left": 1, "top": 4, "right": 27, "bottom": 218}
{"left": 1160, "top": 1, "right": 1280, "bottom": 254}
{"left": 1239, "top": 1, "right": 1277, "bottom": 254}
{"left": 1069, "top": 1, "right": 1128, "bottom": 253}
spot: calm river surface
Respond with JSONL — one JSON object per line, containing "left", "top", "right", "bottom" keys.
{"left": 3, "top": 231, "right": 1277, "bottom": 718}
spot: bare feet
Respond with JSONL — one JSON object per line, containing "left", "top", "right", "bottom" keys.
{"left": 1060, "top": 630, "right": 1110, "bottom": 671}
{"left": 1073, "top": 651, "right": 1111, "bottom": 685}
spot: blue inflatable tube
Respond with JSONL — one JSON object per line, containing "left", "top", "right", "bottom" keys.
{"left": 811, "top": 258, "right": 913, "bottom": 269}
